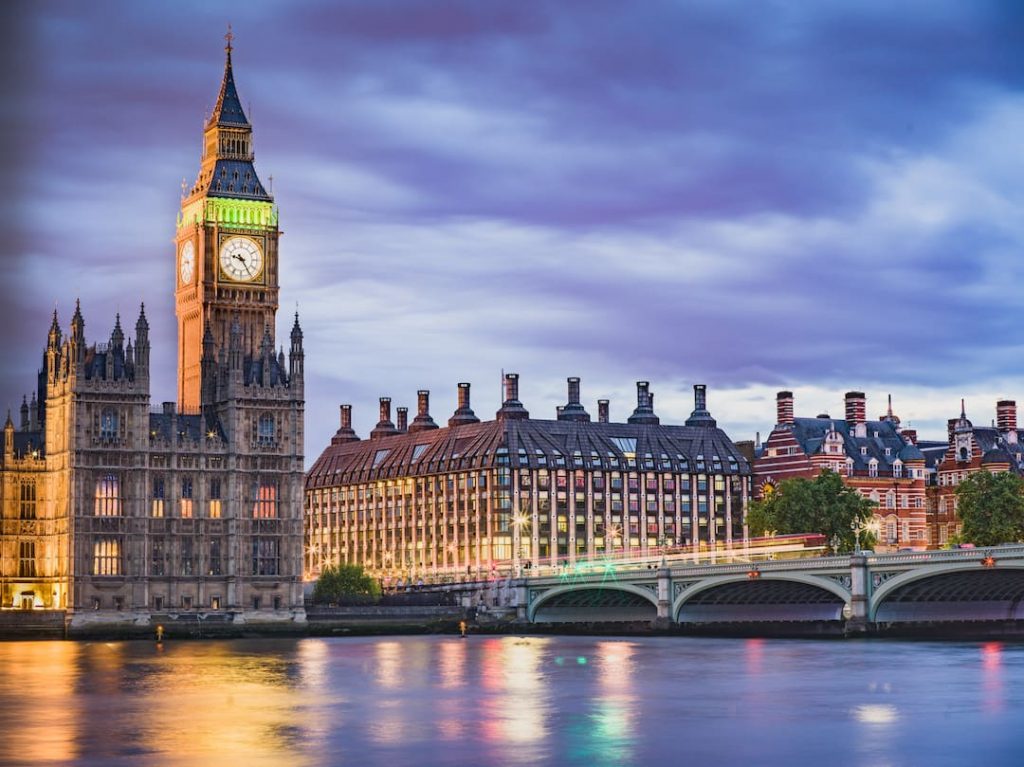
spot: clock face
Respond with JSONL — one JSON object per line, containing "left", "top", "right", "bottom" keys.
{"left": 179, "top": 241, "right": 195, "bottom": 285}
{"left": 219, "top": 236, "right": 263, "bottom": 282}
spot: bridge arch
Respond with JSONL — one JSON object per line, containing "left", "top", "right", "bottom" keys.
{"left": 528, "top": 583, "right": 659, "bottom": 623}
{"left": 673, "top": 574, "right": 851, "bottom": 624}
{"left": 870, "top": 562, "right": 1024, "bottom": 622}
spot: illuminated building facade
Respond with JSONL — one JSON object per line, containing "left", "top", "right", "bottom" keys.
{"left": 0, "top": 38, "right": 305, "bottom": 619}
{"left": 305, "top": 377, "right": 753, "bottom": 580}
{"left": 754, "top": 391, "right": 929, "bottom": 550}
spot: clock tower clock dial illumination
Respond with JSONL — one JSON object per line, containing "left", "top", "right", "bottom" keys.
{"left": 179, "top": 241, "right": 195, "bottom": 285}
{"left": 219, "top": 236, "right": 263, "bottom": 282}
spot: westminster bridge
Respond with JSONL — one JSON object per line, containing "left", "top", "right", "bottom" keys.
{"left": 441, "top": 544, "right": 1024, "bottom": 634}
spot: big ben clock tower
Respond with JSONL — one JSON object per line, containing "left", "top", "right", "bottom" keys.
{"left": 175, "top": 30, "right": 280, "bottom": 411}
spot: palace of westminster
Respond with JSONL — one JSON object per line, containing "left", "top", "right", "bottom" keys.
{"left": 0, "top": 39, "right": 1017, "bottom": 618}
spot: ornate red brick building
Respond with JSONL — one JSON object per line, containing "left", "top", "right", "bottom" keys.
{"left": 754, "top": 391, "right": 929, "bottom": 550}
{"left": 930, "top": 399, "right": 1024, "bottom": 546}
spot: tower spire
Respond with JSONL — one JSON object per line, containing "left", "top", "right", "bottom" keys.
{"left": 208, "top": 27, "right": 249, "bottom": 129}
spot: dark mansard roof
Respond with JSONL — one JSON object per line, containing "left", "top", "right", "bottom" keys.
{"left": 307, "top": 417, "right": 751, "bottom": 489}
{"left": 967, "top": 426, "right": 1024, "bottom": 470}
{"left": 784, "top": 417, "right": 923, "bottom": 471}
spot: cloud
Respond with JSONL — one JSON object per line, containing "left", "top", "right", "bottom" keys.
{"left": 3, "top": 1, "right": 1024, "bottom": 460}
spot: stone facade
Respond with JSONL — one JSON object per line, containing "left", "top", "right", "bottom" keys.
{"left": 0, "top": 39, "right": 305, "bottom": 623}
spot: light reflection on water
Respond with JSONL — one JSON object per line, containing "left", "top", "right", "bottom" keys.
{"left": 1, "top": 636, "right": 1023, "bottom": 766}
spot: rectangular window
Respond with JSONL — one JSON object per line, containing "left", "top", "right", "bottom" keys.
{"left": 18, "top": 541, "right": 36, "bottom": 577}
{"left": 151, "top": 539, "right": 165, "bottom": 576}
{"left": 257, "top": 414, "right": 276, "bottom": 445}
{"left": 92, "top": 537, "right": 122, "bottom": 575}
{"left": 209, "top": 478, "right": 222, "bottom": 519}
{"left": 19, "top": 481, "right": 36, "bottom": 520}
{"left": 151, "top": 476, "right": 165, "bottom": 518}
{"left": 94, "top": 474, "right": 121, "bottom": 516}
{"left": 180, "top": 476, "right": 194, "bottom": 518}
{"left": 99, "top": 409, "right": 119, "bottom": 441}
{"left": 181, "top": 538, "right": 194, "bottom": 576}
{"left": 252, "top": 538, "right": 280, "bottom": 576}
{"left": 253, "top": 480, "right": 278, "bottom": 519}
{"left": 209, "top": 540, "right": 222, "bottom": 576}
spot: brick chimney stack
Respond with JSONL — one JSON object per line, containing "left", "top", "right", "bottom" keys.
{"left": 597, "top": 399, "right": 610, "bottom": 424}
{"left": 409, "top": 390, "right": 439, "bottom": 433}
{"left": 396, "top": 406, "right": 408, "bottom": 432}
{"left": 370, "top": 397, "right": 400, "bottom": 439}
{"left": 331, "top": 404, "right": 360, "bottom": 445}
{"left": 496, "top": 373, "right": 530, "bottom": 420}
{"left": 776, "top": 391, "right": 794, "bottom": 426}
{"left": 845, "top": 392, "right": 866, "bottom": 426}
{"left": 998, "top": 399, "right": 1018, "bottom": 444}
{"left": 448, "top": 382, "right": 480, "bottom": 427}
{"left": 997, "top": 400, "right": 1017, "bottom": 431}
{"left": 559, "top": 376, "right": 590, "bottom": 422}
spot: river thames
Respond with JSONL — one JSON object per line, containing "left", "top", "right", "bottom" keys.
{"left": 0, "top": 635, "right": 1020, "bottom": 766}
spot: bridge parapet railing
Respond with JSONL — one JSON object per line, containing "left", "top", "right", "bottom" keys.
{"left": 866, "top": 544, "right": 1024, "bottom": 567}
{"left": 669, "top": 555, "right": 853, "bottom": 579}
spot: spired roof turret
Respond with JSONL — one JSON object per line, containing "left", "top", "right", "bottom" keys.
{"left": 187, "top": 31, "right": 271, "bottom": 203}
{"left": 207, "top": 29, "right": 249, "bottom": 129}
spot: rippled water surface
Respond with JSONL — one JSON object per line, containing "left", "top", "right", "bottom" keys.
{"left": 0, "top": 635, "right": 1022, "bottom": 766}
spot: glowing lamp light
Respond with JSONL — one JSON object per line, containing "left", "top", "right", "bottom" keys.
{"left": 747, "top": 568, "right": 761, "bottom": 580}
{"left": 982, "top": 555, "right": 996, "bottom": 568}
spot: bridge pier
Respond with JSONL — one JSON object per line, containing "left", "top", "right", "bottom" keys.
{"left": 514, "top": 580, "right": 528, "bottom": 622}
{"left": 847, "top": 553, "right": 869, "bottom": 634}
{"left": 655, "top": 567, "right": 672, "bottom": 628}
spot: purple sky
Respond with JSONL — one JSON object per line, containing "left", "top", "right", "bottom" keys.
{"left": 3, "top": 1, "right": 1024, "bottom": 461}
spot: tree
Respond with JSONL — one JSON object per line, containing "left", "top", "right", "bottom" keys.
{"left": 312, "top": 564, "right": 382, "bottom": 605}
{"left": 955, "top": 470, "right": 1024, "bottom": 546}
{"left": 747, "top": 470, "right": 877, "bottom": 553}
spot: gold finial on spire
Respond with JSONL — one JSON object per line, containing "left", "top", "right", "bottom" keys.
{"left": 225, "top": 23, "right": 234, "bottom": 57}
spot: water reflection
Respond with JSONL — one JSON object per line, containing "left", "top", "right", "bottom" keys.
{"left": 1, "top": 642, "right": 80, "bottom": 764}
{"left": 0, "top": 637, "right": 1022, "bottom": 766}
{"left": 589, "top": 641, "right": 637, "bottom": 766}
{"left": 981, "top": 641, "right": 1004, "bottom": 714}
{"left": 479, "top": 637, "right": 551, "bottom": 764}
